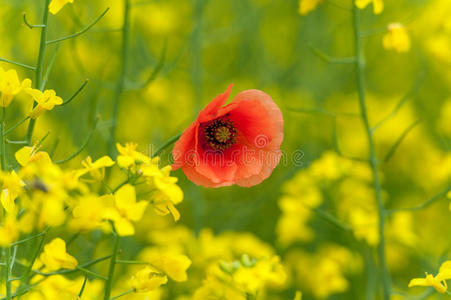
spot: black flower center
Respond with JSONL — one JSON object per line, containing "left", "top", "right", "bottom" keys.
{"left": 204, "top": 118, "right": 237, "bottom": 150}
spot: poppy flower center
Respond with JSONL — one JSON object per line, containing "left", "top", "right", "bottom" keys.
{"left": 204, "top": 118, "right": 237, "bottom": 150}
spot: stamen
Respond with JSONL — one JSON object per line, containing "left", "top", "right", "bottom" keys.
{"left": 203, "top": 118, "right": 237, "bottom": 150}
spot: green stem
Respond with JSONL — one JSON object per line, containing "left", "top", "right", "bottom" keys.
{"left": 152, "top": 133, "right": 181, "bottom": 158}
{"left": 1, "top": 107, "right": 6, "bottom": 171}
{"left": 9, "top": 230, "right": 47, "bottom": 247}
{"left": 78, "top": 275, "right": 88, "bottom": 298}
{"left": 3, "top": 116, "right": 30, "bottom": 136}
{"left": 103, "top": 233, "right": 120, "bottom": 300}
{"left": 16, "top": 229, "right": 47, "bottom": 293}
{"left": 19, "top": 255, "right": 112, "bottom": 277}
{"left": 60, "top": 79, "right": 89, "bottom": 106}
{"left": 110, "top": 289, "right": 135, "bottom": 300}
{"left": 25, "top": 0, "right": 50, "bottom": 145}
{"left": 108, "top": 0, "right": 130, "bottom": 157}
{"left": 386, "top": 183, "right": 451, "bottom": 215}
{"left": 54, "top": 115, "right": 99, "bottom": 164}
{"left": 115, "top": 260, "right": 148, "bottom": 265}
{"left": 0, "top": 57, "right": 35, "bottom": 71}
{"left": 113, "top": 178, "right": 129, "bottom": 193}
{"left": 352, "top": 5, "right": 391, "bottom": 299}
{"left": 76, "top": 266, "right": 108, "bottom": 280}
{"left": 311, "top": 207, "right": 352, "bottom": 232}
{"left": 46, "top": 8, "right": 110, "bottom": 45}
{"left": 4, "top": 247, "right": 12, "bottom": 300}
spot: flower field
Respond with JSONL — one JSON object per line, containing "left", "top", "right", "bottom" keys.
{"left": 1, "top": 0, "right": 451, "bottom": 299}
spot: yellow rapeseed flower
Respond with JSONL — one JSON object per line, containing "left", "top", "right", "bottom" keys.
{"left": 15, "top": 146, "right": 52, "bottom": 167}
{"left": 116, "top": 142, "right": 151, "bottom": 169}
{"left": 33, "top": 275, "right": 88, "bottom": 299}
{"left": 298, "top": 0, "right": 324, "bottom": 15}
{"left": 39, "top": 238, "right": 78, "bottom": 271}
{"left": 25, "top": 88, "right": 63, "bottom": 119}
{"left": 104, "top": 184, "right": 148, "bottom": 236}
{"left": 76, "top": 156, "right": 115, "bottom": 181}
{"left": 355, "top": 0, "right": 384, "bottom": 14}
{"left": 143, "top": 165, "right": 184, "bottom": 221}
{"left": 0, "top": 67, "right": 31, "bottom": 107}
{"left": 49, "top": 0, "right": 74, "bottom": 15}
{"left": 0, "top": 215, "right": 19, "bottom": 246}
{"left": 383, "top": 23, "right": 411, "bottom": 53}
{"left": 130, "top": 266, "right": 168, "bottom": 293}
{"left": 409, "top": 261, "right": 451, "bottom": 293}
{"left": 70, "top": 194, "right": 111, "bottom": 232}
{"left": 144, "top": 251, "right": 192, "bottom": 282}
{"left": 1, "top": 171, "right": 24, "bottom": 213}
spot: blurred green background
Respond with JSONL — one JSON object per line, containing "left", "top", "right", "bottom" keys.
{"left": 2, "top": 0, "right": 451, "bottom": 298}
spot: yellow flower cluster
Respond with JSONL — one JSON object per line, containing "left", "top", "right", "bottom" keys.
{"left": 0, "top": 67, "right": 62, "bottom": 117}
{"left": 277, "top": 151, "right": 378, "bottom": 246}
{"left": 194, "top": 255, "right": 286, "bottom": 300}
{"left": 0, "top": 137, "right": 187, "bottom": 298}
{"left": 287, "top": 245, "right": 361, "bottom": 299}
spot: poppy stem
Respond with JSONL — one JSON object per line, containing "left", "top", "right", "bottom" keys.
{"left": 352, "top": 4, "right": 391, "bottom": 299}
{"left": 152, "top": 133, "right": 181, "bottom": 158}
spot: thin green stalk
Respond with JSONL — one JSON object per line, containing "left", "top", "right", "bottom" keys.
{"left": 46, "top": 8, "right": 110, "bottom": 45}
{"left": 108, "top": 0, "right": 130, "bottom": 157}
{"left": 352, "top": 5, "right": 391, "bottom": 299}
{"left": 54, "top": 115, "right": 99, "bottom": 164}
{"left": 308, "top": 43, "right": 356, "bottom": 64}
{"left": 152, "top": 133, "right": 181, "bottom": 158}
{"left": 49, "top": 136, "right": 60, "bottom": 158}
{"left": 10, "top": 231, "right": 46, "bottom": 247}
{"left": 23, "top": 13, "right": 46, "bottom": 29}
{"left": 78, "top": 275, "right": 88, "bottom": 298}
{"left": 311, "top": 207, "right": 352, "bottom": 232}
{"left": 60, "top": 79, "right": 89, "bottom": 106}
{"left": 115, "top": 260, "right": 148, "bottom": 265}
{"left": 76, "top": 266, "right": 108, "bottom": 280}
{"left": 103, "top": 233, "right": 120, "bottom": 300}
{"left": 384, "top": 119, "right": 420, "bottom": 162}
{"left": 1, "top": 107, "right": 6, "bottom": 171}
{"left": 3, "top": 116, "right": 30, "bottom": 136}
{"left": 110, "top": 289, "right": 135, "bottom": 300}
{"left": 26, "top": 0, "right": 50, "bottom": 145}
{"left": 16, "top": 229, "right": 48, "bottom": 295}
{"left": 4, "top": 247, "right": 12, "bottom": 300}
{"left": 20, "top": 255, "right": 112, "bottom": 277}
{"left": 0, "top": 58, "right": 35, "bottom": 71}
{"left": 386, "top": 183, "right": 451, "bottom": 215}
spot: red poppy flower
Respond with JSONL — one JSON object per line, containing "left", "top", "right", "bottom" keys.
{"left": 172, "top": 84, "right": 283, "bottom": 188}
